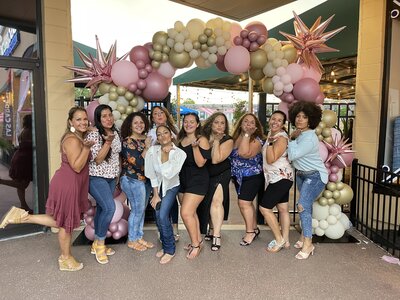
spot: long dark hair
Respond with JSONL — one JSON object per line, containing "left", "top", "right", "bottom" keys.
{"left": 60, "top": 106, "right": 88, "bottom": 144}
{"left": 232, "top": 113, "right": 264, "bottom": 142}
{"left": 202, "top": 112, "right": 229, "bottom": 140}
{"left": 269, "top": 110, "right": 288, "bottom": 133}
{"left": 150, "top": 106, "right": 178, "bottom": 135}
{"left": 93, "top": 104, "right": 117, "bottom": 161}
{"left": 120, "top": 112, "right": 149, "bottom": 139}
{"left": 177, "top": 113, "right": 202, "bottom": 143}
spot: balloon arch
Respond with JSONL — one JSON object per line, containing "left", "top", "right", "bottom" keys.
{"left": 67, "top": 12, "right": 355, "bottom": 240}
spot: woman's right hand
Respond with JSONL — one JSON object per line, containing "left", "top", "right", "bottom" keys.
{"left": 150, "top": 194, "right": 161, "bottom": 209}
{"left": 102, "top": 133, "right": 115, "bottom": 143}
{"left": 83, "top": 140, "right": 95, "bottom": 148}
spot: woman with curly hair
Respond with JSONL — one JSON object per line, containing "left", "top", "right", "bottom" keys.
{"left": 288, "top": 101, "right": 328, "bottom": 260}
{"left": 231, "top": 113, "right": 265, "bottom": 246}
{"left": 198, "top": 112, "right": 233, "bottom": 251}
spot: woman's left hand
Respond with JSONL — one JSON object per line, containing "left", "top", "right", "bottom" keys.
{"left": 150, "top": 195, "right": 161, "bottom": 209}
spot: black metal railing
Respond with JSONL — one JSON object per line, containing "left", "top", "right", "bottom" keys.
{"left": 350, "top": 159, "right": 400, "bottom": 257}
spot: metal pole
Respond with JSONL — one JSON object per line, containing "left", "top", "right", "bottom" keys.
{"left": 177, "top": 84, "right": 181, "bottom": 128}
{"left": 248, "top": 76, "right": 253, "bottom": 113}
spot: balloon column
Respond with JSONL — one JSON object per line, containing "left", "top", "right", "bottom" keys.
{"left": 83, "top": 192, "right": 130, "bottom": 241}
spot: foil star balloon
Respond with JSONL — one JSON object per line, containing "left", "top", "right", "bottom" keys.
{"left": 64, "top": 35, "right": 128, "bottom": 99}
{"left": 324, "top": 136, "right": 355, "bottom": 168}
{"left": 279, "top": 11, "right": 346, "bottom": 73}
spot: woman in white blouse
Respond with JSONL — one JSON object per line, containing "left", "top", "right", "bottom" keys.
{"left": 145, "top": 125, "right": 186, "bottom": 264}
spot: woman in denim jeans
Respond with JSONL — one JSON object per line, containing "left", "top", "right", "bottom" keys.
{"left": 145, "top": 125, "right": 186, "bottom": 264}
{"left": 288, "top": 101, "right": 328, "bottom": 260}
{"left": 120, "top": 112, "right": 153, "bottom": 252}
{"left": 86, "top": 104, "right": 121, "bottom": 264}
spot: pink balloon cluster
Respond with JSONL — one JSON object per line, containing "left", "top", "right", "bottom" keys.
{"left": 233, "top": 29, "right": 267, "bottom": 52}
{"left": 84, "top": 199, "right": 130, "bottom": 241}
{"left": 325, "top": 162, "right": 340, "bottom": 182}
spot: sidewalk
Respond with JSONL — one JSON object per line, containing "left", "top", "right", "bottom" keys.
{"left": 1, "top": 228, "right": 399, "bottom": 300}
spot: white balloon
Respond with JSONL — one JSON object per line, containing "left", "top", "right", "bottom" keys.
{"left": 329, "top": 204, "right": 342, "bottom": 216}
{"left": 208, "top": 53, "right": 218, "bottom": 64}
{"left": 136, "top": 96, "right": 145, "bottom": 111}
{"left": 167, "top": 28, "right": 177, "bottom": 38}
{"left": 108, "top": 101, "right": 117, "bottom": 110}
{"left": 338, "top": 213, "right": 351, "bottom": 230}
{"left": 272, "top": 75, "right": 280, "bottom": 84}
{"left": 184, "top": 41, "right": 193, "bottom": 52}
{"left": 312, "top": 202, "right": 330, "bottom": 221}
{"left": 174, "top": 42, "right": 184, "bottom": 53}
{"left": 115, "top": 119, "right": 123, "bottom": 129}
{"left": 216, "top": 36, "right": 225, "bottom": 47}
{"left": 336, "top": 212, "right": 342, "bottom": 220}
{"left": 267, "top": 51, "right": 277, "bottom": 61}
{"left": 324, "top": 222, "right": 345, "bottom": 239}
{"left": 175, "top": 33, "right": 185, "bottom": 43}
{"left": 336, "top": 169, "right": 343, "bottom": 182}
{"left": 112, "top": 110, "right": 121, "bottom": 120}
{"left": 263, "top": 62, "right": 276, "bottom": 77}
{"left": 319, "top": 219, "right": 329, "bottom": 230}
{"left": 189, "top": 49, "right": 199, "bottom": 59}
{"left": 201, "top": 51, "right": 210, "bottom": 59}
{"left": 98, "top": 93, "right": 110, "bottom": 105}
{"left": 116, "top": 96, "right": 129, "bottom": 107}
{"left": 327, "top": 215, "right": 338, "bottom": 225}
{"left": 208, "top": 45, "right": 218, "bottom": 54}
{"left": 312, "top": 218, "right": 319, "bottom": 228}
{"left": 315, "top": 227, "right": 325, "bottom": 236}
{"left": 166, "top": 38, "right": 175, "bottom": 48}
{"left": 283, "top": 83, "right": 294, "bottom": 93}
{"left": 273, "top": 89, "right": 283, "bottom": 97}
{"left": 272, "top": 58, "right": 282, "bottom": 68}
{"left": 274, "top": 81, "right": 284, "bottom": 91}
{"left": 217, "top": 46, "right": 227, "bottom": 56}
{"left": 281, "top": 74, "right": 291, "bottom": 85}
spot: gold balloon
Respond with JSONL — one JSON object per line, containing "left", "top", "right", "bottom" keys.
{"left": 125, "top": 106, "right": 133, "bottom": 115}
{"left": 151, "top": 60, "right": 161, "bottom": 69}
{"left": 322, "top": 110, "right": 337, "bottom": 128}
{"left": 109, "top": 91, "right": 118, "bottom": 101}
{"left": 326, "top": 182, "right": 337, "bottom": 192}
{"left": 318, "top": 197, "right": 328, "bottom": 206}
{"left": 324, "top": 136, "right": 333, "bottom": 144}
{"left": 250, "top": 49, "right": 268, "bottom": 69}
{"left": 249, "top": 68, "right": 265, "bottom": 81}
{"left": 315, "top": 127, "right": 322, "bottom": 135}
{"left": 322, "top": 127, "right": 332, "bottom": 138}
{"left": 152, "top": 31, "right": 168, "bottom": 46}
{"left": 323, "top": 190, "right": 333, "bottom": 199}
{"left": 262, "top": 77, "right": 274, "bottom": 94}
{"left": 109, "top": 86, "right": 117, "bottom": 93}
{"left": 130, "top": 97, "right": 138, "bottom": 107}
{"left": 117, "top": 104, "right": 126, "bottom": 114}
{"left": 121, "top": 113, "right": 128, "bottom": 121}
{"left": 282, "top": 44, "right": 297, "bottom": 64}
{"left": 116, "top": 86, "right": 127, "bottom": 96}
{"left": 124, "top": 91, "right": 134, "bottom": 101}
{"left": 335, "top": 183, "right": 353, "bottom": 205}
{"left": 98, "top": 83, "right": 111, "bottom": 95}
{"left": 169, "top": 49, "right": 191, "bottom": 69}
{"left": 332, "top": 190, "right": 341, "bottom": 199}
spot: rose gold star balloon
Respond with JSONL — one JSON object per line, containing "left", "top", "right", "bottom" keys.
{"left": 279, "top": 12, "right": 346, "bottom": 73}
{"left": 64, "top": 35, "right": 128, "bottom": 99}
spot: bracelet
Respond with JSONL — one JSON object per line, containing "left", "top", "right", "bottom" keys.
{"left": 105, "top": 141, "right": 112, "bottom": 145}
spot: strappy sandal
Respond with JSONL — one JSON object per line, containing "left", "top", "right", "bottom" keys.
{"left": 128, "top": 240, "right": 147, "bottom": 252}
{"left": 92, "top": 241, "right": 109, "bottom": 264}
{"left": 294, "top": 240, "right": 304, "bottom": 249}
{"left": 58, "top": 256, "right": 83, "bottom": 271}
{"left": 254, "top": 227, "right": 261, "bottom": 238}
{"left": 91, "top": 244, "right": 115, "bottom": 256}
{"left": 0, "top": 206, "right": 29, "bottom": 229}
{"left": 240, "top": 231, "right": 257, "bottom": 246}
{"left": 266, "top": 239, "right": 286, "bottom": 253}
{"left": 295, "top": 246, "right": 315, "bottom": 260}
{"left": 156, "top": 249, "right": 164, "bottom": 258}
{"left": 138, "top": 239, "right": 154, "bottom": 249}
{"left": 186, "top": 244, "right": 201, "bottom": 259}
{"left": 204, "top": 227, "right": 213, "bottom": 241}
{"left": 211, "top": 236, "right": 221, "bottom": 251}
{"left": 160, "top": 253, "right": 175, "bottom": 264}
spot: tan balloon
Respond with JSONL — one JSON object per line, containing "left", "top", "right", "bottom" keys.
{"left": 186, "top": 18, "right": 206, "bottom": 41}
{"left": 98, "top": 83, "right": 111, "bottom": 95}
{"left": 249, "top": 68, "right": 265, "bottom": 81}
{"left": 109, "top": 91, "right": 118, "bottom": 101}
{"left": 125, "top": 106, "right": 133, "bottom": 115}
{"left": 282, "top": 44, "right": 297, "bottom": 64}
{"left": 324, "top": 136, "right": 333, "bottom": 144}
{"left": 335, "top": 184, "right": 354, "bottom": 205}
{"left": 250, "top": 49, "right": 268, "bottom": 69}
{"left": 124, "top": 91, "right": 134, "bottom": 101}
{"left": 322, "top": 127, "right": 332, "bottom": 138}
{"left": 117, "top": 104, "right": 126, "bottom": 114}
{"left": 262, "top": 77, "right": 274, "bottom": 94}
{"left": 169, "top": 49, "right": 191, "bottom": 69}
{"left": 121, "top": 114, "right": 128, "bottom": 121}
{"left": 152, "top": 31, "right": 168, "bottom": 46}
{"left": 130, "top": 97, "right": 138, "bottom": 107}
{"left": 116, "top": 86, "right": 127, "bottom": 96}
{"left": 322, "top": 110, "right": 337, "bottom": 128}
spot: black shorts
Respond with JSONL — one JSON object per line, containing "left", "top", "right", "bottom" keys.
{"left": 235, "top": 174, "right": 264, "bottom": 201}
{"left": 259, "top": 179, "right": 293, "bottom": 209}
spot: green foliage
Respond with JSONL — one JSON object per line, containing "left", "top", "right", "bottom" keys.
{"left": 0, "top": 137, "right": 12, "bottom": 154}
{"left": 233, "top": 99, "right": 247, "bottom": 125}
{"left": 182, "top": 98, "right": 195, "bottom": 105}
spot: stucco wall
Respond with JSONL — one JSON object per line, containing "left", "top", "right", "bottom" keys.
{"left": 42, "top": 0, "right": 74, "bottom": 176}
{"left": 354, "top": 0, "right": 386, "bottom": 167}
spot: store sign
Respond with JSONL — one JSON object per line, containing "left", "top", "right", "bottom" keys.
{"left": 0, "top": 28, "right": 20, "bottom": 56}
{"left": 3, "top": 102, "right": 13, "bottom": 139}
{"left": 392, "top": 0, "right": 400, "bottom": 19}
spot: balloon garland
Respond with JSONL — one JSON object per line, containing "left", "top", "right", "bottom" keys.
{"left": 66, "top": 12, "right": 354, "bottom": 240}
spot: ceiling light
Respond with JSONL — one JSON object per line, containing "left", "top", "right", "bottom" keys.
{"left": 351, "top": 86, "right": 354, "bottom": 89}
{"left": 331, "top": 70, "right": 335, "bottom": 76}
{"left": 333, "top": 79, "right": 337, "bottom": 83}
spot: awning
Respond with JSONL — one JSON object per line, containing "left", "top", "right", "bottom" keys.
{"left": 180, "top": 106, "right": 198, "bottom": 115}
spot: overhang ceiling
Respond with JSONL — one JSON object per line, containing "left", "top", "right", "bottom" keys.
{"left": 169, "top": 0, "right": 295, "bottom": 21}
{"left": 0, "top": 0, "right": 36, "bottom": 33}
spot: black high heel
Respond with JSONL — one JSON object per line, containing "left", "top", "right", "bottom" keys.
{"left": 240, "top": 231, "right": 257, "bottom": 246}
{"left": 204, "top": 227, "right": 213, "bottom": 241}
{"left": 254, "top": 227, "right": 261, "bottom": 238}
{"left": 211, "top": 236, "right": 221, "bottom": 251}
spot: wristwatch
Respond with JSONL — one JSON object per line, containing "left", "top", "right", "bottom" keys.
{"left": 268, "top": 142, "right": 274, "bottom": 146}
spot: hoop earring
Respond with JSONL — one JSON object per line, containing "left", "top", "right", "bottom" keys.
{"left": 70, "top": 126, "right": 76, "bottom": 133}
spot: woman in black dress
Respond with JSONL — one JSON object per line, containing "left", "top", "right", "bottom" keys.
{"left": 177, "top": 113, "right": 210, "bottom": 259}
{"left": 198, "top": 112, "right": 233, "bottom": 251}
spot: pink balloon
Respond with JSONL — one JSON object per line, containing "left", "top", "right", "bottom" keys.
{"left": 111, "top": 60, "right": 139, "bottom": 88}
{"left": 329, "top": 173, "right": 338, "bottom": 182}
{"left": 331, "top": 128, "right": 342, "bottom": 143}
{"left": 142, "top": 72, "right": 169, "bottom": 101}
{"left": 319, "top": 141, "right": 328, "bottom": 162}
{"left": 301, "top": 64, "right": 322, "bottom": 82}
{"left": 106, "top": 230, "right": 112, "bottom": 238}
{"left": 86, "top": 206, "right": 96, "bottom": 217}
{"left": 109, "top": 222, "right": 118, "bottom": 233}
{"left": 166, "top": 78, "right": 172, "bottom": 86}
{"left": 129, "top": 45, "right": 151, "bottom": 65}
{"left": 115, "top": 191, "right": 127, "bottom": 203}
{"left": 143, "top": 42, "right": 153, "bottom": 51}
{"left": 113, "top": 186, "right": 121, "bottom": 198}
{"left": 242, "top": 39, "right": 250, "bottom": 49}
{"left": 248, "top": 31, "right": 258, "bottom": 42}
{"left": 277, "top": 101, "right": 289, "bottom": 119}
{"left": 122, "top": 203, "right": 130, "bottom": 221}
{"left": 136, "top": 60, "right": 145, "bottom": 69}
{"left": 85, "top": 215, "right": 93, "bottom": 225}
{"left": 224, "top": 46, "right": 250, "bottom": 75}
{"left": 315, "top": 92, "right": 325, "bottom": 104}
{"left": 112, "top": 231, "right": 122, "bottom": 240}
{"left": 138, "top": 69, "right": 149, "bottom": 79}
{"left": 292, "top": 78, "right": 321, "bottom": 102}
{"left": 158, "top": 62, "right": 176, "bottom": 79}
{"left": 84, "top": 225, "right": 95, "bottom": 241}
{"left": 117, "top": 219, "right": 128, "bottom": 236}
{"left": 245, "top": 21, "right": 268, "bottom": 37}
{"left": 135, "top": 89, "right": 142, "bottom": 96}
{"left": 233, "top": 36, "right": 243, "bottom": 46}
{"left": 240, "top": 30, "right": 249, "bottom": 38}
{"left": 128, "top": 83, "right": 137, "bottom": 92}
{"left": 249, "top": 42, "right": 259, "bottom": 52}
{"left": 137, "top": 79, "right": 147, "bottom": 90}
{"left": 331, "top": 152, "right": 354, "bottom": 168}
{"left": 216, "top": 54, "right": 227, "bottom": 72}
{"left": 330, "top": 165, "right": 339, "bottom": 174}
{"left": 145, "top": 64, "right": 153, "bottom": 73}
{"left": 86, "top": 100, "right": 99, "bottom": 125}
{"left": 257, "top": 35, "right": 267, "bottom": 46}
{"left": 230, "top": 22, "right": 242, "bottom": 43}
{"left": 110, "top": 199, "right": 123, "bottom": 223}
{"left": 286, "top": 63, "right": 304, "bottom": 84}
